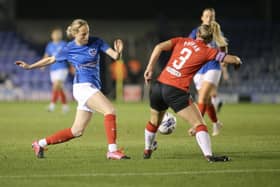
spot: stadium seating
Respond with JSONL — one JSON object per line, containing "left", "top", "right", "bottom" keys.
{"left": 209, "top": 21, "right": 280, "bottom": 96}
{"left": 0, "top": 31, "right": 72, "bottom": 100}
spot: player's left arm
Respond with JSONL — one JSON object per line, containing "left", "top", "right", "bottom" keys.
{"left": 222, "top": 54, "right": 242, "bottom": 70}
{"left": 209, "top": 48, "right": 242, "bottom": 70}
{"left": 105, "top": 39, "right": 123, "bottom": 60}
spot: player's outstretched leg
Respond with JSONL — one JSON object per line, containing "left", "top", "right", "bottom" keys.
{"left": 32, "top": 141, "right": 45, "bottom": 158}
{"left": 32, "top": 128, "right": 74, "bottom": 158}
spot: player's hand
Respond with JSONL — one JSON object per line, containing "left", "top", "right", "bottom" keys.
{"left": 15, "top": 61, "right": 31, "bottom": 70}
{"left": 114, "top": 39, "right": 123, "bottom": 53}
{"left": 234, "top": 57, "right": 243, "bottom": 70}
{"left": 144, "top": 69, "right": 153, "bottom": 85}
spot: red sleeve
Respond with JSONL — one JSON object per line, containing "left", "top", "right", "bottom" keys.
{"left": 170, "top": 37, "right": 183, "bottom": 46}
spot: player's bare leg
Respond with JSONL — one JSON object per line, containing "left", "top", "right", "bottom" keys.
{"left": 198, "top": 82, "right": 222, "bottom": 136}
{"left": 34, "top": 110, "right": 92, "bottom": 158}
{"left": 86, "top": 91, "right": 130, "bottom": 159}
{"left": 177, "top": 102, "right": 229, "bottom": 162}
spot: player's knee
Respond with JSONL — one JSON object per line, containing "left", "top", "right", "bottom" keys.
{"left": 199, "top": 95, "right": 210, "bottom": 104}
{"left": 104, "top": 108, "right": 116, "bottom": 116}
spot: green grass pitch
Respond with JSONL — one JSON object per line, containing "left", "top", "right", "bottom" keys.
{"left": 0, "top": 101, "right": 280, "bottom": 187}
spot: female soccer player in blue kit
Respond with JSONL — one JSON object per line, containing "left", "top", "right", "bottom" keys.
{"left": 44, "top": 28, "right": 70, "bottom": 113}
{"left": 15, "top": 19, "right": 130, "bottom": 160}
{"left": 189, "top": 8, "right": 229, "bottom": 136}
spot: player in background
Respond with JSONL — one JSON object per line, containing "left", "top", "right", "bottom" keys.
{"left": 189, "top": 8, "right": 229, "bottom": 136}
{"left": 44, "top": 28, "right": 70, "bottom": 113}
{"left": 143, "top": 24, "right": 242, "bottom": 162}
{"left": 15, "top": 19, "right": 130, "bottom": 160}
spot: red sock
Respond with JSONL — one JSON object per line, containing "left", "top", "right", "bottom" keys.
{"left": 51, "top": 89, "right": 59, "bottom": 103}
{"left": 206, "top": 104, "right": 218, "bottom": 123}
{"left": 104, "top": 114, "right": 117, "bottom": 144}
{"left": 198, "top": 103, "right": 207, "bottom": 116}
{"left": 46, "top": 128, "right": 74, "bottom": 145}
{"left": 196, "top": 124, "right": 208, "bottom": 132}
{"left": 146, "top": 121, "right": 158, "bottom": 133}
{"left": 59, "top": 90, "right": 67, "bottom": 104}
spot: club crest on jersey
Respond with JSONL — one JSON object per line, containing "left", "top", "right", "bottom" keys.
{"left": 88, "top": 48, "right": 97, "bottom": 56}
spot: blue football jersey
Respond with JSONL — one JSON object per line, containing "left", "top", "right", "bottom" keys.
{"left": 55, "top": 36, "right": 110, "bottom": 89}
{"left": 189, "top": 27, "right": 221, "bottom": 74}
{"left": 45, "top": 41, "right": 69, "bottom": 71}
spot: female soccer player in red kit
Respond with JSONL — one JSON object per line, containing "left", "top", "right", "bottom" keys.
{"left": 143, "top": 24, "right": 242, "bottom": 162}
{"left": 15, "top": 19, "right": 130, "bottom": 160}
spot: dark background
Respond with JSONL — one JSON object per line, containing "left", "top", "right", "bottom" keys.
{"left": 14, "top": 0, "right": 277, "bottom": 21}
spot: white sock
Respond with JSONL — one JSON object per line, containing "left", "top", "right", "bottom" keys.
{"left": 62, "top": 104, "right": 69, "bottom": 113}
{"left": 195, "top": 131, "right": 212, "bottom": 156}
{"left": 108, "top": 144, "right": 117, "bottom": 152}
{"left": 48, "top": 103, "right": 55, "bottom": 111}
{"left": 38, "top": 139, "right": 47, "bottom": 148}
{"left": 145, "top": 129, "right": 156, "bottom": 150}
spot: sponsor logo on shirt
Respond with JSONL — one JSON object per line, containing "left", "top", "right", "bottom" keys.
{"left": 166, "top": 66, "right": 181, "bottom": 77}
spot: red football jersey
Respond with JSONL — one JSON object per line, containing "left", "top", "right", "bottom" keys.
{"left": 157, "top": 37, "right": 226, "bottom": 91}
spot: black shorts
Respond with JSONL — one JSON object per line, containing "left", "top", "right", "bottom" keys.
{"left": 149, "top": 81, "right": 193, "bottom": 113}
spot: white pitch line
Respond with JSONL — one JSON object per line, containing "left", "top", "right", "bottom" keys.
{"left": 0, "top": 169, "right": 280, "bottom": 178}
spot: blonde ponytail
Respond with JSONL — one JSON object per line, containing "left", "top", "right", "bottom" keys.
{"left": 211, "top": 21, "right": 228, "bottom": 47}
{"left": 66, "top": 26, "right": 73, "bottom": 39}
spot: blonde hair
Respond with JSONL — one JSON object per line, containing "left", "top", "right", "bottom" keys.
{"left": 66, "top": 19, "right": 88, "bottom": 39}
{"left": 197, "top": 24, "right": 213, "bottom": 44}
{"left": 211, "top": 21, "right": 228, "bottom": 47}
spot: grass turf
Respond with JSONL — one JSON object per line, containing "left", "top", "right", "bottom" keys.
{"left": 0, "top": 101, "right": 280, "bottom": 187}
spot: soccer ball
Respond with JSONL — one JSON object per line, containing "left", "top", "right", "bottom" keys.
{"left": 158, "top": 112, "right": 177, "bottom": 135}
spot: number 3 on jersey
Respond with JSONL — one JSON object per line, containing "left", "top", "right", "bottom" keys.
{"left": 172, "top": 48, "right": 192, "bottom": 69}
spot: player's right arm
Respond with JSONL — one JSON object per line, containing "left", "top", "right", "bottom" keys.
{"left": 222, "top": 54, "right": 242, "bottom": 70}
{"left": 15, "top": 56, "right": 56, "bottom": 70}
{"left": 207, "top": 47, "right": 242, "bottom": 70}
{"left": 144, "top": 39, "right": 174, "bottom": 85}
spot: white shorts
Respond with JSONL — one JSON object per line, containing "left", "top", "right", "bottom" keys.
{"left": 73, "top": 83, "right": 99, "bottom": 112}
{"left": 193, "top": 70, "right": 222, "bottom": 90}
{"left": 50, "top": 69, "right": 69, "bottom": 83}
